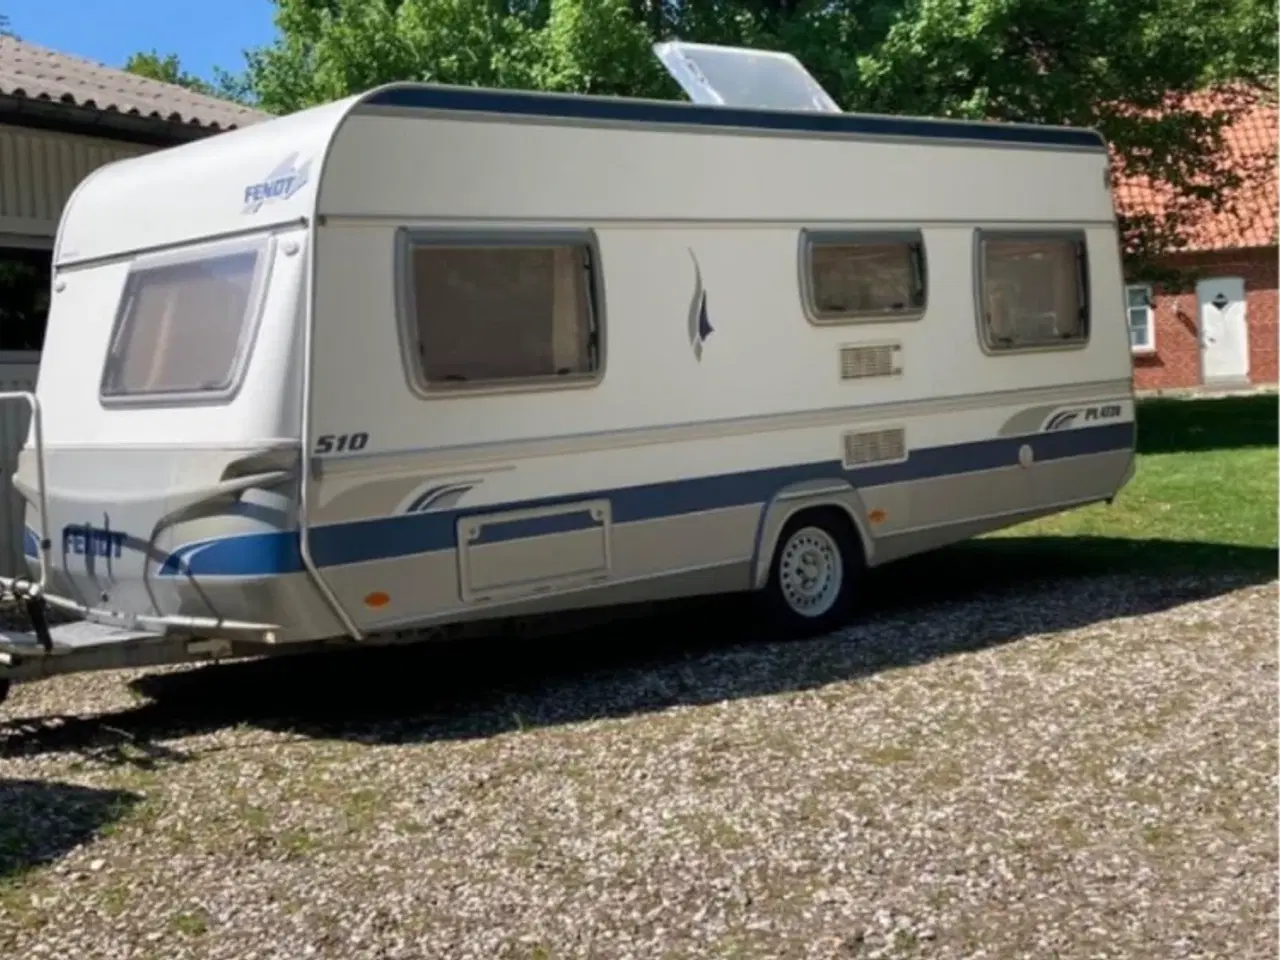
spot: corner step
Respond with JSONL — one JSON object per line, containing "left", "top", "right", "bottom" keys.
{"left": 0, "top": 620, "right": 161, "bottom": 656}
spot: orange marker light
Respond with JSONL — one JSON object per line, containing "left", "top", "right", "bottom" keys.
{"left": 363, "top": 591, "right": 391, "bottom": 608}
{"left": 868, "top": 509, "right": 887, "bottom": 525}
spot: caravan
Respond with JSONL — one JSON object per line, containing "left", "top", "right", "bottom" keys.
{"left": 0, "top": 44, "right": 1135, "bottom": 701}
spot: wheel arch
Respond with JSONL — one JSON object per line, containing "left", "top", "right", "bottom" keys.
{"left": 749, "top": 479, "right": 874, "bottom": 591}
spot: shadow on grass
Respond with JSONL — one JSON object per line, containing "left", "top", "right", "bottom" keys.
{"left": 0, "top": 779, "right": 139, "bottom": 881}
{"left": 1, "top": 534, "right": 1273, "bottom": 762}
{"left": 1136, "top": 394, "right": 1278, "bottom": 455}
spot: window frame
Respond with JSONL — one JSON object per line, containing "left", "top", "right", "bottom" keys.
{"left": 394, "top": 227, "right": 607, "bottom": 398}
{"left": 1125, "top": 283, "right": 1156, "bottom": 354}
{"left": 98, "top": 233, "right": 276, "bottom": 408}
{"left": 973, "top": 228, "right": 1091, "bottom": 355}
{"left": 798, "top": 228, "right": 929, "bottom": 325}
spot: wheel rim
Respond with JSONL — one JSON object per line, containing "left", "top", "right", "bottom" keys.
{"left": 777, "top": 525, "right": 844, "bottom": 618}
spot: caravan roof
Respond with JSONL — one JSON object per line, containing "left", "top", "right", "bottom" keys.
{"left": 53, "top": 43, "right": 1108, "bottom": 267}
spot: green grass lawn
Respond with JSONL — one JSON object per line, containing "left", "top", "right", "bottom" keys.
{"left": 985, "top": 393, "right": 1278, "bottom": 575}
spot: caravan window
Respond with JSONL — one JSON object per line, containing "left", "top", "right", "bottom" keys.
{"left": 401, "top": 233, "right": 601, "bottom": 391}
{"left": 101, "top": 239, "right": 270, "bottom": 401}
{"left": 978, "top": 232, "right": 1090, "bottom": 351}
{"left": 802, "top": 230, "right": 927, "bottom": 323}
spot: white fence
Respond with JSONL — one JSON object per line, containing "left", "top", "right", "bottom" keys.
{"left": 0, "top": 351, "right": 39, "bottom": 578}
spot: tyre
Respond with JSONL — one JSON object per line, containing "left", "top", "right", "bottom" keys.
{"left": 0, "top": 678, "right": 9, "bottom": 706}
{"left": 764, "top": 509, "right": 862, "bottom": 637}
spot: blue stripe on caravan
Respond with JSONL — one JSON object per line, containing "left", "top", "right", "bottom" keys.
{"left": 472, "top": 509, "right": 602, "bottom": 545}
{"left": 363, "top": 85, "right": 1107, "bottom": 151}
{"left": 150, "top": 422, "right": 1133, "bottom": 579}
{"left": 22, "top": 528, "right": 38, "bottom": 559}
{"left": 159, "top": 533, "right": 306, "bottom": 579}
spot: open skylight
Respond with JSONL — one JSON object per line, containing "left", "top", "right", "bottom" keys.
{"left": 652, "top": 40, "right": 842, "bottom": 114}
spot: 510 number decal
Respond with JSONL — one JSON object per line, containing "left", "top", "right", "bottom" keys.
{"left": 314, "top": 432, "right": 370, "bottom": 454}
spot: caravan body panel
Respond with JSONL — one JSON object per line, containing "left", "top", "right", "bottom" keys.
{"left": 298, "top": 90, "right": 1133, "bottom": 635}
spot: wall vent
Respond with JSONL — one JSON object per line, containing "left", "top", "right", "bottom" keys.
{"left": 840, "top": 343, "right": 903, "bottom": 380}
{"left": 843, "top": 427, "right": 907, "bottom": 467}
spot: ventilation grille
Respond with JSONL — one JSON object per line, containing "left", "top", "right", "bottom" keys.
{"left": 843, "top": 427, "right": 907, "bottom": 467}
{"left": 840, "top": 343, "right": 903, "bottom": 380}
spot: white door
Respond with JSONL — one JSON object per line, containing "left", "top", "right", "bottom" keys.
{"left": 1197, "top": 277, "right": 1250, "bottom": 384}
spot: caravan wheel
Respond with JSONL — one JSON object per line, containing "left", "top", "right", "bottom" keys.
{"left": 765, "top": 510, "right": 861, "bottom": 637}
{"left": 0, "top": 678, "right": 8, "bottom": 706}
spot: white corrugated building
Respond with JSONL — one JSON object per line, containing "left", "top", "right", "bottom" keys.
{"left": 0, "top": 36, "right": 266, "bottom": 574}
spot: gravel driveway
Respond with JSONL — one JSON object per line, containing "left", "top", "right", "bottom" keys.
{"left": 0, "top": 568, "right": 1275, "bottom": 960}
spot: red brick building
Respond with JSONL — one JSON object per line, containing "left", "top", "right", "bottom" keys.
{"left": 1113, "top": 91, "right": 1277, "bottom": 391}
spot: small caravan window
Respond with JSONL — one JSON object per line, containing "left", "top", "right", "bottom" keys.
{"left": 803, "top": 230, "right": 927, "bottom": 323}
{"left": 101, "top": 240, "right": 269, "bottom": 400}
{"left": 978, "top": 232, "right": 1090, "bottom": 351}
{"left": 402, "top": 233, "right": 601, "bottom": 391}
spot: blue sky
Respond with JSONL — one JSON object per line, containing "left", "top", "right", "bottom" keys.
{"left": 6, "top": 0, "right": 279, "bottom": 83}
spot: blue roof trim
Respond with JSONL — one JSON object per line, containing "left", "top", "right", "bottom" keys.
{"left": 362, "top": 85, "right": 1107, "bottom": 151}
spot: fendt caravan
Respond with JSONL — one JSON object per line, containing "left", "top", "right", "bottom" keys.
{"left": 0, "top": 44, "right": 1136, "bottom": 702}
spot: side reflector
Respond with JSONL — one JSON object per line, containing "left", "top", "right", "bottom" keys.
{"left": 363, "top": 591, "right": 391, "bottom": 608}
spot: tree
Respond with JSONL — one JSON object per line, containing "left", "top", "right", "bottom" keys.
{"left": 226, "top": 0, "right": 1277, "bottom": 272}
{"left": 848, "top": 0, "right": 1277, "bottom": 275}
{"left": 124, "top": 50, "right": 215, "bottom": 93}
{"left": 236, "top": 0, "right": 668, "bottom": 113}
{"left": 123, "top": 49, "right": 257, "bottom": 105}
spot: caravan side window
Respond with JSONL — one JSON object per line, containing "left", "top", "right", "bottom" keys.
{"left": 400, "top": 231, "right": 602, "bottom": 392}
{"left": 801, "top": 230, "right": 927, "bottom": 323}
{"left": 977, "top": 231, "right": 1090, "bottom": 352}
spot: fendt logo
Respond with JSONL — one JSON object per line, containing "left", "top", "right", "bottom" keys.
{"left": 1044, "top": 403, "right": 1123, "bottom": 432}
{"left": 242, "top": 152, "right": 312, "bottom": 214}
{"left": 62, "top": 523, "right": 125, "bottom": 559}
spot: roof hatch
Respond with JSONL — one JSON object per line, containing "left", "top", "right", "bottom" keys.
{"left": 652, "top": 40, "right": 842, "bottom": 114}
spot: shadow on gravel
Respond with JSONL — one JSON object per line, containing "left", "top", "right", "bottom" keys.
{"left": 1, "top": 535, "right": 1275, "bottom": 762}
{"left": 0, "top": 779, "right": 139, "bottom": 880}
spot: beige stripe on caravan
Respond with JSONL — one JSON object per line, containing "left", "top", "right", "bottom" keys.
{"left": 315, "top": 377, "right": 1135, "bottom": 478}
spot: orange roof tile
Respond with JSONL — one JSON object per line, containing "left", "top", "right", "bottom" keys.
{"left": 1112, "top": 88, "right": 1277, "bottom": 253}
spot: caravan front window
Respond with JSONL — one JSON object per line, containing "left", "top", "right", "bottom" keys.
{"left": 100, "top": 238, "right": 271, "bottom": 401}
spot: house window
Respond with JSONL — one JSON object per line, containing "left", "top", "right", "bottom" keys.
{"left": 401, "top": 232, "right": 602, "bottom": 392}
{"left": 977, "top": 231, "right": 1090, "bottom": 351}
{"left": 802, "top": 230, "right": 927, "bottom": 323}
{"left": 1126, "top": 284, "right": 1154, "bottom": 352}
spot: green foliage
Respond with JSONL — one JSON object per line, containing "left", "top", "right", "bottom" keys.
{"left": 848, "top": 0, "right": 1277, "bottom": 272}
{"left": 124, "top": 50, "right": 215, "bottom": 93}
{"left": 238, "top": 0, "right": 670, "bottom": 110}
{"left": 123, "top": 50, "right": 257, "bottom": 106}
{"left": 218, "top": 0, "right": 1277, "bottom": 271}
{"left": 532, "top": 0, "right": 668, "bottom": 97}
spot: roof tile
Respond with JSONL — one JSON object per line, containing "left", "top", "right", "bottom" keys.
{"left": 1112, "top": 88, "right": 1277, "bottom": 253}
{"left": 0, "top": 35, "right": 269, "bottom": 132}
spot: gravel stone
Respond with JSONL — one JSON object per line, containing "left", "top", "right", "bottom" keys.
{"left": 0, "top": 572, "right": 1275, "bottom": 959}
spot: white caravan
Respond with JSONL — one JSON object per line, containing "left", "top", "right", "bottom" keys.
{"left": 0, "top": 44, "right": 1136, "bottom": 701}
